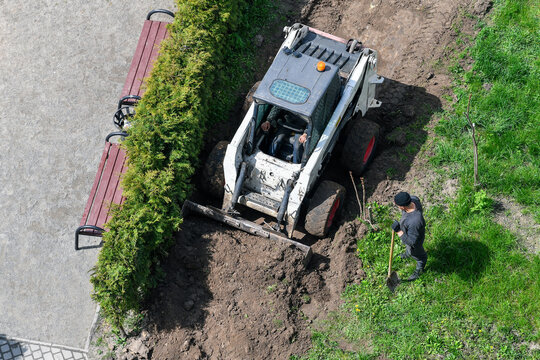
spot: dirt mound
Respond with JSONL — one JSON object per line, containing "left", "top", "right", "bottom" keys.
{"left": 100, "top": 0, "right": 490, "bottom": 359}
{"left": 120, "top": 216, "right": 364, "bottom": 360}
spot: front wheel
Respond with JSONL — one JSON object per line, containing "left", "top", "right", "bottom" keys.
{"left": 304, "top": 181, "right": 346, "bottom": 237}
{"left": 340, "top": 119, "right": 380, "bottom": 176}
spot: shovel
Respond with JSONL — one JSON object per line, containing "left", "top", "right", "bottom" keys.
{"left": 386, "top": 230, "right": 400, "bottom": 291}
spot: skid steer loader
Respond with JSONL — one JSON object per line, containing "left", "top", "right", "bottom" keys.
{"left": 183, "top": 24, "right": 383, "bottom": 263}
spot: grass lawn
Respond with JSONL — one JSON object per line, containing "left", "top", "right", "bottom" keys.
{"left": 297, "top": 0, "right": 540, "bottom": 358}
{"left": 433, "top": 0, "right": 540, "bottom": 221}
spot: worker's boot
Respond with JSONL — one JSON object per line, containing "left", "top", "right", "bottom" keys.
{"left": 407, "top": 269, "right": 423, "bottom": 281}
{"left": 399, "top": 252, "right": 411, "bottom": 259}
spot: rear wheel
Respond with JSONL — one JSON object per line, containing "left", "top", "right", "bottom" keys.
{"left": 304, "top": 181, "right": 346, "bottom": 237}
{"left": 340, "top": 119, "right": 380, "bottom": 176}
{"left": 201, "top": 141, "right": 229, "bottom": 198}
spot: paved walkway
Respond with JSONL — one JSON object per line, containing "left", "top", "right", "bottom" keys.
{"left": 0, "top": 0, "right": 174, "bottom": 356}
{"left": 0, "top": 337, "right": 86, "bottom": 360}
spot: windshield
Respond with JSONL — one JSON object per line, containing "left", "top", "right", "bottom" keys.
{"left": 269, "top": 80, "right": 311, "bottom": 104}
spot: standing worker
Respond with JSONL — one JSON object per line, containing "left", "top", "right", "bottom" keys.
{"left": 391, "top": 191, "right": 427, "bottom": 281}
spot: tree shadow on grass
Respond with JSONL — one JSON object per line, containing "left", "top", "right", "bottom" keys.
{"left": 428, "top": 239, "right": 491, "bottom": 281}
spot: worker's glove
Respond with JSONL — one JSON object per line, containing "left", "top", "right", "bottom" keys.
{"left": 391, "top": 220, "right": 400, "bottom": 232}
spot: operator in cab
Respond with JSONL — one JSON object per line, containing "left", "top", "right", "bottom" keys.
{"left": 260, "top": 107, "right": 307, "bottom": 164}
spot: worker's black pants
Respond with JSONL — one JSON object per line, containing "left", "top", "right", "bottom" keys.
{"left": 405, "top": 245, "right": 427, "bottom": 272}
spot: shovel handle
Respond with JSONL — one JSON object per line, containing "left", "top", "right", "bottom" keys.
{"left": 388, "top": 230, "right": 395, "bottom": 278}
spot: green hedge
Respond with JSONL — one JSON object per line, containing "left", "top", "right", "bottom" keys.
{"left": 90, "top": 0, "right": 270, "bottom": 331}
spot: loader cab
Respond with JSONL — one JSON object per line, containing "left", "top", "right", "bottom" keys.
{"left": 252, "top": 47, "right": 342, "bottom": 162}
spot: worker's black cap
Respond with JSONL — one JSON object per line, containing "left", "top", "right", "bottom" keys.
{"left": 394, "top": 192, "right": 411, "bottom": 206}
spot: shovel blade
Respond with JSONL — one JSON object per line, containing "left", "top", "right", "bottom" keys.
{"left": 386, "top": 271, "right": 400, "bottom": 292}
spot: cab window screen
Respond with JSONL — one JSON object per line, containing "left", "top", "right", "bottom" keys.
{"left": 270, "top": 80, "right": 310, "bottom": 104}
{"left": 255, "top": 103, "right": 271, "bottom": 128}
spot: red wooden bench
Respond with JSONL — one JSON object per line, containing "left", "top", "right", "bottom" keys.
{"left": 121, "top": 9, "right": 173, "bottom": 100}
{"left": 75, "top": 9, "right": 173, "bottom": 250}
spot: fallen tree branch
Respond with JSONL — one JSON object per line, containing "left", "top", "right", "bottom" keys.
{"left": 465, "top": 94, "right": 479, "bottom": 187}
{"left": 349, "top": 171, "right": 363, "bottom": 215}
{"left": 349, "top": 171, "right": 377, "bottom": 230}
{"left": 360, "top": 177, "right": 366, "bottom": 219}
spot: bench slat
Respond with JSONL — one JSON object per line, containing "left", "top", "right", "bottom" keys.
{"left": 107, "top": 148, "right": 128, "bottom": 224}
{"left": 143, "top": 22, "right": 169, "bottom": 91}
{"left": 80, "top": 142, "right": 112, "bottom": 227}
{"left": 96, "top": 146, "right": 127, "bottom": 228}
{"left": 153, "top": 22, "right": 169, "bottom": 59}
{"left": 130, "top": 21, "right": 160, "bottom": 97}
{"left": 121, "top": 20, "right": 152, "bottom": 99}
{"left": 121, "top": 20, "right": 170, "bottom": 99}
{"left": 87, "top": 144, "right": 121, "bottom": 227}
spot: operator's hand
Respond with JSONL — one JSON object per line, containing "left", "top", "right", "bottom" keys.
{"left": 261, "top": 121, "right": 271, "bottom": 132}
{"left": 391, "top": 220, "right": 400, "bottom": 232}
{"left": 299, "top": 133, "right": 307, "bottom": 144}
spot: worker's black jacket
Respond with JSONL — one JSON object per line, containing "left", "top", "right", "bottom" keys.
{"left": 399, "top": 196, "right": 426, "bottom": 256}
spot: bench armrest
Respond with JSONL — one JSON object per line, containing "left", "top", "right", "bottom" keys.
{"left": 146, "top": 9, "right": 175, "bottom": 20}
{"left": 106, "top": 131, "right": 128, "bottom": 143}
{"left": 118, "top": 95, "right": 141, "bottom": 109}
{"left": 114, "top": 95, "right": 140, "bottom": 130}
{"left": 75, "top": 225, "right": 104, "bottom": 250}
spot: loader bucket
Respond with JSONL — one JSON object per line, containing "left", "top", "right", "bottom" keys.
{"left": 182, "top": 200, "right": 312, "bottom": 266}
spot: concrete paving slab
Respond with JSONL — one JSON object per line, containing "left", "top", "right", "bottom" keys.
{"left": 0, "top": 0, "right": 174, "bottom": 350}
{"left": 0, "top": 336, "right": 87, "bottom": 360}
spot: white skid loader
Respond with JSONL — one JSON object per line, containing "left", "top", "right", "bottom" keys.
{"left": 183, "top": 24, "right": 383, "bottom": 263}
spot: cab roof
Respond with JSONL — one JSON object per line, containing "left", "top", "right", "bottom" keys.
{"left": 253, "top": 47, "right": 339, "bottom": 118}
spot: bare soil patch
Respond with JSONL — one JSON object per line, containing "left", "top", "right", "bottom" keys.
{"left": 90, "top": 0, "right": 495, "bottom": 358}
{"left": 493, "top": 197, "right": 540, "bottom": 255}
{"left": 132, "top": 217, "right": 367, "bottom": 360}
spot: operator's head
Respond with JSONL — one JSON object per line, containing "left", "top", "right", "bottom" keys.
{"left": 394, "top": 191, "right": 411, "bottom": 209}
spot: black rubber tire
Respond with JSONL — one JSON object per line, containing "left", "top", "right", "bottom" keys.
{"left": 304, "top": 181, "right": 346, "bottom": 237}
{"left": 340, "top": 119, "right": 380, "bottom": 176}
{"left": 201, "top": 141, "right": 229, "bottom": 198}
